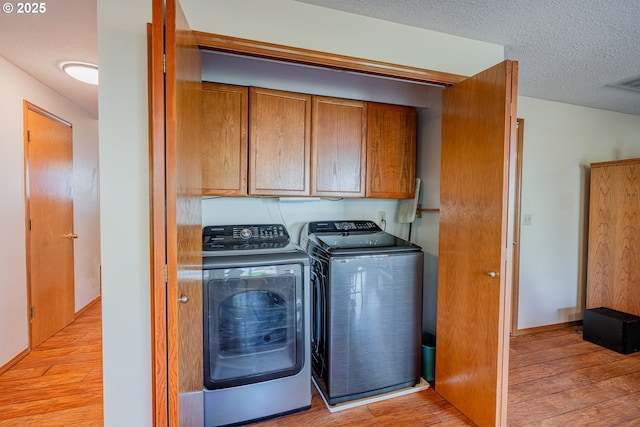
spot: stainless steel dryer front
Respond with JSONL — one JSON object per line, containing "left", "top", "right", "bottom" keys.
{"left": 202, "top": 224, "right": 311, "bottom": 426}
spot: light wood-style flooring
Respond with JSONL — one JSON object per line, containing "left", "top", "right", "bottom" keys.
{"left": 2, "top": 301, "right": 640, "bottom": 426}
{"left": 252, "top": 327, "right": 640, "bottom": 427}
{"left": 0, "top": 299, "right": 103, "bottom": 427}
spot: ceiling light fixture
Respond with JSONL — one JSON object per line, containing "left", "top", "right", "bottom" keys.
{"left": 60, "top": 61, "right": 99, "bottom": 85}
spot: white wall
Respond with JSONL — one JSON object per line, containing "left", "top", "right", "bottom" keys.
{"left": 517, "top": 96, "right": 640, "bottom": 329}
{"left": 184, "top": 0, "right": 502, "bottom": 78}
{"left": 0, "top": 55, "right": 100, "bottom": 369}
{"left": 97, "top": 0, "right": 152, "bottom": 425}
{"left": 413, "top": 103, "right": 443, "bottom": 332}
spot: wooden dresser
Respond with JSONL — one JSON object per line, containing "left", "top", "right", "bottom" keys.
{"left": 587, "top": 158, "right": 640, "bottom": 316}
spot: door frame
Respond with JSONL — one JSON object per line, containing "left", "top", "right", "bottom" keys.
{"left": 151, "top": 29, "right": 516, "bottom": 425}
{"left": 23, "top": 100, "right": 75, "bottom": 349}
{"left": 150, "top": 1, "right": 203, "bottom": 425}
{"left": 510, "top": 118, "right": 525, "bottom": 335}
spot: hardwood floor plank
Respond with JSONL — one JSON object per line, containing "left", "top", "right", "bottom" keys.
{"left": 509, "top": 349, "right": 618, "bottom": 385}
{"left": 249, "top": 384, "right": 474, "bottom": 426}
{"left": 509, "top": 349, "right": 640, "bottom": 404}
{"left": 518, "top": 397, "right": 640, "bottom": 426}
{"left": 508, "top": 367, "right": 640, "bottom": 426}
{"left": 509, "top": 340, "right": 600, "bottom": 369}
{"left": 0, "top": 371, "right": 88, "bottom": 394}
{"left": 0, "top": 391, "right": 103, "bottom": 419}
{"left": 510, "top": 328, "right": 583, "bottom": 354}
{"left": 44, "top": 361, "right": 103, "bottom": 376}
{"left": 0, "top": 403, "right": 103, "bottom": 427}
{"left": 0, "top": 366, "right": 49, "bottom": 381}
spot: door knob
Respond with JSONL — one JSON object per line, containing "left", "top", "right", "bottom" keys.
{"left": 488, "top": 271, "right": 498, "bottom": 278}
{"left": 64, "top": 233, "right": 79, "bottom": 240}
{"left": 178, "top": 295, "right": 189, "bottom": 304}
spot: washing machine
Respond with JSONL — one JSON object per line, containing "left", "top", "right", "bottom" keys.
{"left": 302, "top": 220, "right": 423, "bottom": 405}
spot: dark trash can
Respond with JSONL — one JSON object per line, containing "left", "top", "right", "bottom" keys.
{"left": 421, "top": 331, "right": 436, "bottom": 381}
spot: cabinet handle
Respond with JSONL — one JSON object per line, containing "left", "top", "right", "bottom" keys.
{"left": 64, "top": 233, "right": 79, "bottom": 240}
{"left": 178, "top": 295, "right": 189, "bottom": 304}
{"left": 488, "top": 271, "right": 498, "bottom": 278}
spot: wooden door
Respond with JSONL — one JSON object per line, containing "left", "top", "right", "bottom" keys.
{"left": 311, "top": 96, "right": 366, "bottom": 197}
{"left": 202, "top": 82, "right": 248, "bottom": 196}
{"left": 249, "top": 87, "right": 311, "bottom": 196}
{"left": 436, "top": 60, "right": 518, "bottom": 427}
{"left": 365, "top": 102, "right": 416, "bottom": 198}
{"left": 150, "top": 0, "right": 203, "bottom": 426}
{"left": 24, "top": 102, "right": 75, "bottom": 348}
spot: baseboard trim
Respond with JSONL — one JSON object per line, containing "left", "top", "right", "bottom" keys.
{"left": 511, "top": 320, "right": 583, "bottom": 337}
{"left": 75, "top": 296, "right": 101, "bottom": 317}
{"left": 0, "top": 348, "right": 30, "bottom": 376}
{"left": 1, "top": 296, "right": 101, "bottom": 377}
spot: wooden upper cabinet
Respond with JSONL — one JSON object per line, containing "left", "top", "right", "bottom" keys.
{"left": 202, "top": 82, "right": 248, "bottom": 196}
{"left": 365, "top": 102, "right": 417, "bottom": 198}
{"left": 201, "top": 84, "right": 416, "bottom": 198}
{"left": 249, "top": 87, "right": 311, "bottom": 196}
{"left": 311, "top": 96, "right": 367, "bottom": 197}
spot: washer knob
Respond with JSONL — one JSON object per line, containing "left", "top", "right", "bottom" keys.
{"left": 239, "top": 228, "right": 253, "bottom": 239}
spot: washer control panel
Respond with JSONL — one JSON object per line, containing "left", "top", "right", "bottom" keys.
{"left": 308, "top": 220, "right": 381, "bottom": 234}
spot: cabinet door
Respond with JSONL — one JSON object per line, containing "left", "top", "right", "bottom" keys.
{"left": 249, "top": 87, "right": 311, "bottom": 196}
{"left": 365, "top": 102, "right": 417, "bottom": 198}
{"left": 311, "top": 96, "right": 366, "bottom": 197}
{"left": 202, "top": 83, "right": 248, "bottom": 196}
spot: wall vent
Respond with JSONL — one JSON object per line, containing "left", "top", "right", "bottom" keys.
{"left": 608, "top": 75, "right": 640, "bottom": 93}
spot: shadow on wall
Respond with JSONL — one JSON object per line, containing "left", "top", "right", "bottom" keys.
{"left": 422, "top": 252, "right": 438, "bottom": 332}
{"left": 576, "top": 164, "right": 590, "bottom": 318}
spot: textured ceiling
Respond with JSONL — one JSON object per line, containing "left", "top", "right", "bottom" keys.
{"left": 0, "top": 0, "right": 97, "bottom": 117}
{"left": 295, "top": 0, "right": 640, "bottom": 116}
{"left": 0, "top": 1, "right": 638, "bottom": 118}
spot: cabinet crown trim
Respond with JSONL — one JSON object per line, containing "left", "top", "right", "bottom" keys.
{"left": 194, "top": 31, "right": 466, "bottom": 87}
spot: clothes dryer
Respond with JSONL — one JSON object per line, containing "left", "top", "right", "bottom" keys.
{"left": 202, "top": 224, "right": 311, "bottom": 426}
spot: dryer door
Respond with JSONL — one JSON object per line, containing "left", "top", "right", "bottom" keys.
{"left": 203, "top": 263, "right": 304, "bottom": 389}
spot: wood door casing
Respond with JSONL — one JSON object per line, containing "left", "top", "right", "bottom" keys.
{"left": 436, "top": 61, "right": 517, "bottom": 427}
{"left": 24, "top": 102, "right": 75, "bottom": 349}
{"left": 365, "top": 102, "right": 416, "bottom": 199}
{"left": 510, "top": 118, "right": 525, "bottom": 335}
{"left": 202, "top": 82, "right": 248, "bottom": 196}
{"left": 249, "top": 87, "right": 311, "bottom": 196}
{"left": 148, "top": 17, "right": 167, "bottom": 427}
{"left": 151, "top": 0, "right": 203, "bottom": 426}
{"left": 311, "top": 96, "right": 366, "bottom": 197}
